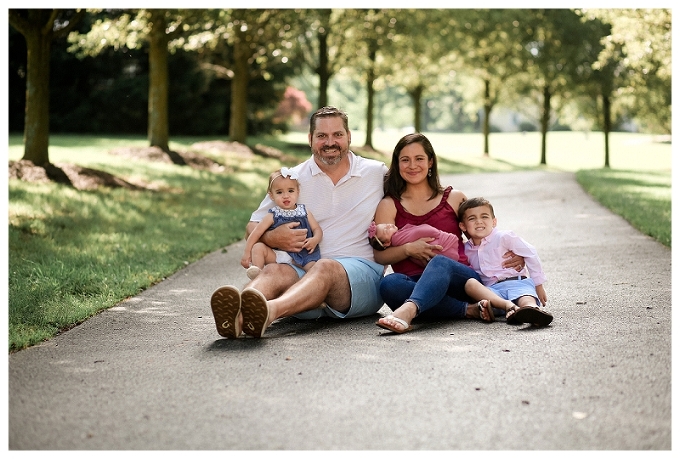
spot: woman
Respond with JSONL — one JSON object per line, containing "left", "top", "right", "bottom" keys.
{"left": 373, "top": 133, "right": 522, "bottom": 334}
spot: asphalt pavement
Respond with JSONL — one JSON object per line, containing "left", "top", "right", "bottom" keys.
{"left": 8, "top": 170, "right": 672, "bottom": 450}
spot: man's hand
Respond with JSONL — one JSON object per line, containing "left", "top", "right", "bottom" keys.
{"left": 502, "top": 250, "right": 525, "bottom": 271}
{"left": 261, "top": 222, "right": 308, "bottom": 253}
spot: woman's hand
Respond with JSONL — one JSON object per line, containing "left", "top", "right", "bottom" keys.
{"left": 406, "top": 237, "right": 443, "bottom": 265}
{"left": 502, "top": 250, "right": 525, "bottom": 271}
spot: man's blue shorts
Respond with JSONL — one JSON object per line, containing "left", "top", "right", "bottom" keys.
{"left": 291, "top": 257, "right": 384, "bottom": 320}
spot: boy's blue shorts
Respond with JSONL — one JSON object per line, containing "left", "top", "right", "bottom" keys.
{"left": 490, "top": 277, "right": 540, "bottom": 305}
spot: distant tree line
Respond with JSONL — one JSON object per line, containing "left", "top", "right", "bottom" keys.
{"left": 9, "top": 8, "right": 671, "bottom": 167}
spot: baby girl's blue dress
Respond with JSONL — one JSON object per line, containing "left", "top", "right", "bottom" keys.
{"left": 268, "top": 204, "right": 321, "bottom": 267}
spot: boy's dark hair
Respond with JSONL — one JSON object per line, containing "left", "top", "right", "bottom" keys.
{"left": 458, "top": 197, "right": 495, "bottom": 219}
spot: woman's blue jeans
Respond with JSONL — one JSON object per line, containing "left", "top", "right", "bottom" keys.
{"left": 379, "top": 255, "right": 482, "bottom": 320}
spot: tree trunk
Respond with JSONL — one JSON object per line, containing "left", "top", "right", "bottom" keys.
{"left": 317, "top": 27, "right": 329, "bottom": 109}
{"left": 483, "top": 78, "right": 491, "bottom": 157}
{"left": 229, "top": 39, "right": 250, "bottom": 144}
{"left": 410, "top": 85, "right": 423, "bottom": 133}
{"left": 602, "top": 93, "right": 611, "bottom": 168}
{"left": 540, "top": 84, "right": 551, "bottom": 165}
{"left": 364, "top": 46, "right": 376, "bottom": 150}
{"left": 22, "top": 20, "right": 52, "bottom": 166}
{"left": 147, "top": 11, "right": 169, "bottom": 152}
{"left": 9, "top": 9, "right": 83, "bottom": 167}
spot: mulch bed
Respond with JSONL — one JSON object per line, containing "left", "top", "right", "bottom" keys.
{"left": 108, "top": 145, "right": 227, "bottom": 172}
{"left": 9, "top": 141, "right": 291, "bottom": 191}
{"left": 8, "top": 160, "right": 152, "bottom": 191}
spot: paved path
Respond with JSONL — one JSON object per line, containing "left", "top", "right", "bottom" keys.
{"left": 8, "top": 170, "right": 671, "bottom": 450}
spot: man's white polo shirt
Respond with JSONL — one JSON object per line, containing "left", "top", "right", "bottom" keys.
{"left": 250, "top": 151, "right": 388, "bottom": 261}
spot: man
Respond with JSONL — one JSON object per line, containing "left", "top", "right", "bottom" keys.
{"left": 209, "top": 106, "right": 388, "bottom": 338}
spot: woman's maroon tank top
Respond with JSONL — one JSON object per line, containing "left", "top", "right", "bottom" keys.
{"left": 391, "top": 186, "right": 469, "bottom": 276}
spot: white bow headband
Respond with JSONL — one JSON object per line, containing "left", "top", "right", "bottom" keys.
{"left": 269, "top": 167, "right": 299, "bottom": 189}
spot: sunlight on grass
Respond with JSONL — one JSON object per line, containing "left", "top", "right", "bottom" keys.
{"left": 8, "top": 137, "right": 271, "bottom": 351}
{"left": 576, "top": 169, "right": 670, "bottom": 247}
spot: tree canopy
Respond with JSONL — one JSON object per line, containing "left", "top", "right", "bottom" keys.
{"left": 9, "top": 7, "right": 671, "bottom": 167}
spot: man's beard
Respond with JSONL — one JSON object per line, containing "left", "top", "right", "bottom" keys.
{"left": 314, "top": 146, "right": 345, "bottom": 166}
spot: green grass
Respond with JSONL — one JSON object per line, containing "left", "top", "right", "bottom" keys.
{"left": 7, "top": 134, "right": 293, "bottom": 351}
{"left": 576, "top": 169, "right": 671, "bottom": 247}
{"left": 7, "top": 131, "right": 671, "bottom": 351}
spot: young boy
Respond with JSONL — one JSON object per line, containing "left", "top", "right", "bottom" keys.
{"left": 457, "top": 197, "right": 553, "bottom": 326}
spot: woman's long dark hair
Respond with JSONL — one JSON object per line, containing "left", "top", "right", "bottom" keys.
{"left": 383, "top": 133, "right": 443, "bottom": 200}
